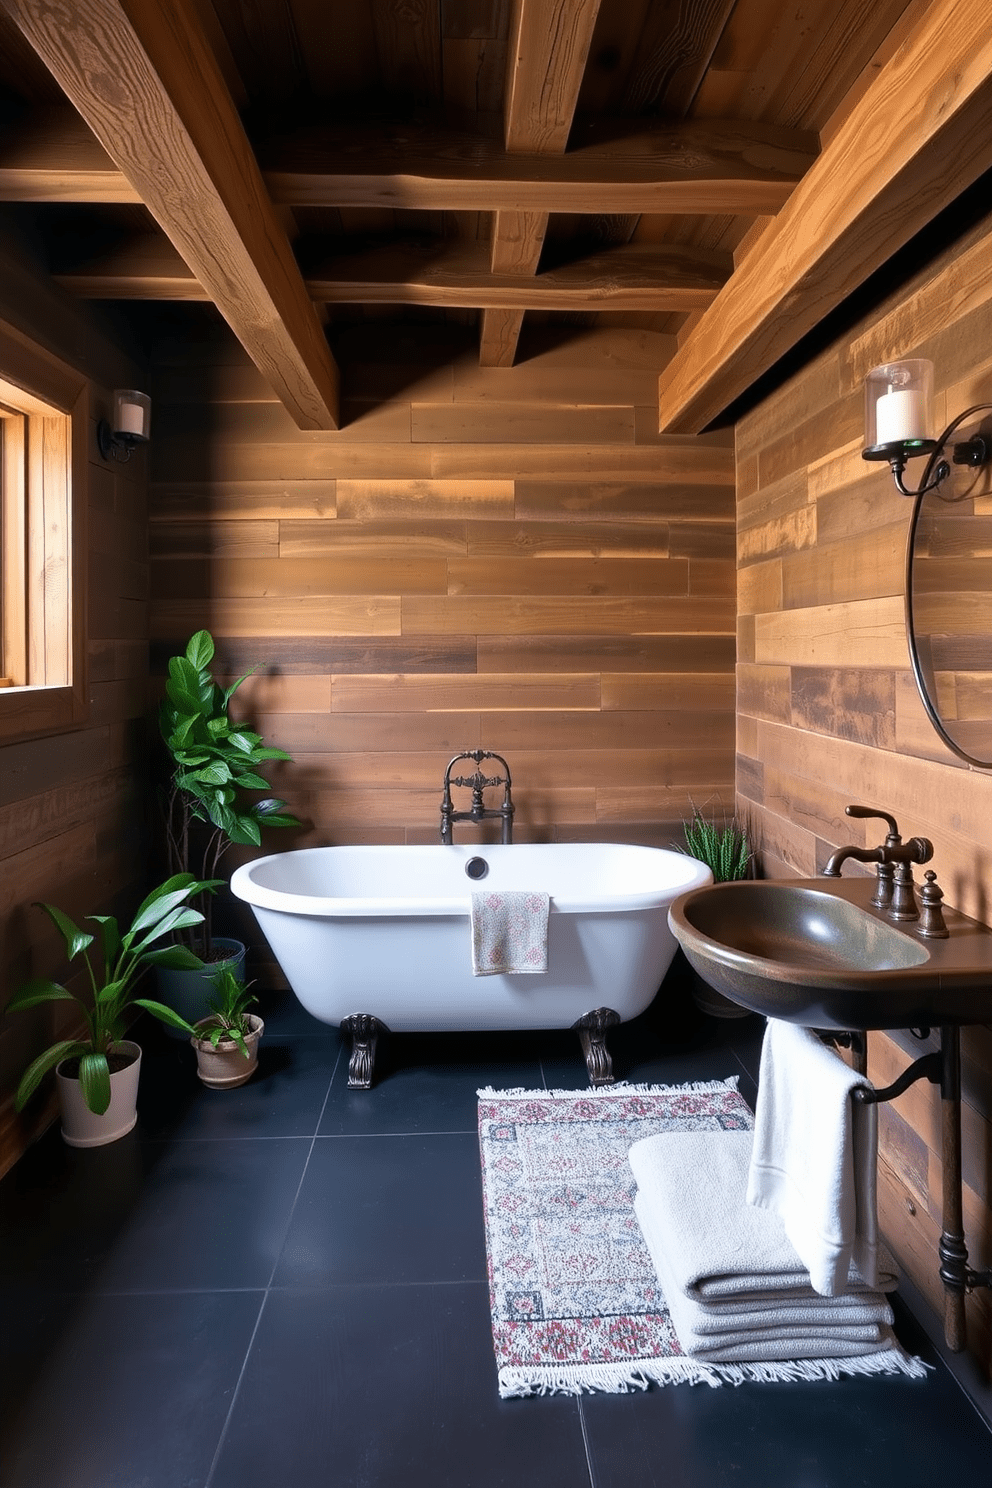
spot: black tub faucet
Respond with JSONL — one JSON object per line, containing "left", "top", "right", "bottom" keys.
{"left": 440, "top": 751, "right": 514, "bottom": 845}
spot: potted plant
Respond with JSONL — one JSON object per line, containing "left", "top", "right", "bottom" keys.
{"left": 676, "top": 805, "right": 755, "bottom": 1018}
{"left": 182, "top": 967, "right": 264, "bottom": 1090}
{"left": 157, "top": 628, "right": 299, "bottom": 1025}
{"left": 4, "top": 874, "right": 214, "bottom": 1147}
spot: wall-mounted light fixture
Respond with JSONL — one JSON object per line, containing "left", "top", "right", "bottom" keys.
{"left": 862, "top": 359, "right": 991, "bottom": 497}
{"left": 97, "top": 389, "right": 151, "bottom": 463}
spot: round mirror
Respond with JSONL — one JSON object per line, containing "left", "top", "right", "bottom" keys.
{"left": 906, "top": 478, "right": 992, "bottom": 766}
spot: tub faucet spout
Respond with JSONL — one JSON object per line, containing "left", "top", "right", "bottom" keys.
{"left": 440, "top": 751, "right": 514, "bottom": 844}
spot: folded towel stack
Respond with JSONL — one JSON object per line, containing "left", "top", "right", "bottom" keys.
{"left": 471, "top": 890, "right": 550, "bottom": 976}
{"left": 746, "top": 1019, "right": 878, "bottom": 1295}
{"left": 629, "top": 1129, "right": 904, "bottom": 1368}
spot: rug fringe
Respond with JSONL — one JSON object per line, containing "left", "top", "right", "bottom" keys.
{"left": 478, "top": 1077, "right": 741, "bottom": 1100}
{"left": 497, "top": 1347, "right": 930, "bottom": 1398}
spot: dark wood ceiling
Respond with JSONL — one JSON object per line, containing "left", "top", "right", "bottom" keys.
{"left": 0, "top": 0, "right": 966, "bottom": 430}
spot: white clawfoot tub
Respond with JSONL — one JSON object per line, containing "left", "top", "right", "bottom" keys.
{"left": 230, "top": 842, "right": 711, "bottom": 1087}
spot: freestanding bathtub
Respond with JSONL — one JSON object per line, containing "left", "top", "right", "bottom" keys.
{"left": 230, "top": 842, "right": 712, "bottom": 1088}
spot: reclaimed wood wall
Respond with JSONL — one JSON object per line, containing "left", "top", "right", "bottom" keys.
{"left": 148, "top": 320, "right": 736, "bottom": 862}
{"left": 0, "top": 221, "right": 148, "bottom": 1177}
{"left": 736, "top": 211, "right": 992, "bottom": 1365}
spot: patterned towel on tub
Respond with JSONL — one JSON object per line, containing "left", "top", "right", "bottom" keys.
{"left": 471, "top": 891, "right": 550, "bottom": 975}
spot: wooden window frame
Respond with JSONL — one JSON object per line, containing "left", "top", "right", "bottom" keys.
{"left": 0, "top": 317, "right": 88, "bottom": 743}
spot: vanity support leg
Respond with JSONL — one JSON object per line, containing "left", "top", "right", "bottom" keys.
{"left": 938, "top": 1025, "right": 969, "bottom": 1352}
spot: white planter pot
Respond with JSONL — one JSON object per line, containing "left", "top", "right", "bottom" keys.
{"left": 56, "top": 1040, "right": 142, "bottom": 1148}
{"left": 156, "top": 937, "right": 246, "bottom": 1037}
{"left": 191, "top": 1014, "right": 264, "bottom": 1089}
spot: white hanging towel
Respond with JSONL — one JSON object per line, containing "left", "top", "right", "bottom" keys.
{"left": 471, "top": 891, "right": 549, "bottom": 976}
{"left": 746, "top": 1018, "right": 879, "bottom": 1296}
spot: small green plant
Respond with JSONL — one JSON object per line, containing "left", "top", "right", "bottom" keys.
{"left": 192, "top": 967, "right": 259, "bottom": 1060}
{"left": 160, "top": 629, "right": 299, "bottom": 956}
{"left": 5, "top": 874, "right": 216, "bottom": 1115}
{"left": 677, "top": 806, "right": 753, "bottom": 883}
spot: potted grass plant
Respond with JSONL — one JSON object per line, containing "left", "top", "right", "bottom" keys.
{"left": 676, "top": 805, "right": 755, "bottom": 1018}
{"left": 677, "top": 807, "right": 753, "bottom": 885}
{"left": 157, "top": 629, "right": 299, "bottom": 1026}
{"left": 4, "top": 874, "right": 214, "bottom": 1147}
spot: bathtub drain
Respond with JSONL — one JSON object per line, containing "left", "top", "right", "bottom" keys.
{"left": 465, "top": 856, "right": 489, "bottom": 880}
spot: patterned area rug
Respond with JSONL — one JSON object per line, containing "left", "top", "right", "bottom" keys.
{"left": 478, "top": 1078, "right": 755, "bottom": 1397}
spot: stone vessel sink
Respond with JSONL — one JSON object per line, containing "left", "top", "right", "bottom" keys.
{"left": 668, "top": 877, "right": 992, "bottom": 1031}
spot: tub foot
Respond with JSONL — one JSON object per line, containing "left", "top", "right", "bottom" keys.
{"left": 340, "top": 1014, "right": 388, "bottom": 1089}
{"left": 573, "top": 1008, "right": 621, "bottom": 1087}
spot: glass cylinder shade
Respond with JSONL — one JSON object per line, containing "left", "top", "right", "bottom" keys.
{"left": 864, "top": 360, "right": 933, "bottom": 452}
{"left": 112, "top": 389, "right": 150, "bottom": 443}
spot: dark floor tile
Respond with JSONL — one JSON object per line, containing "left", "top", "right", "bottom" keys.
{"left": 0, "top": 1289, "right": 260, "bottom": 1488}
{"left": 0, "top": 1127, "right": 156, "bottom": 1294}
{"left": 210, "top": 1283, "right": 590, "bottom": 1488}
{"left": 95, "top": 1137, "right": 312, "bottom": 1293}
{"left": 580, "top": 1316, "right": 992, "bottom": 1488}
{"left": 320, "top": 1027, "right": 545, "bottom": 1135}
{"left": 137, "top": 1027, "right": 340, "bottom": 1140}
{"left": 274, "top": 1132, "right": 487, "bottom": 1287}
{"left": 0, "top": 1135, "right": 311, "bottom": 1295}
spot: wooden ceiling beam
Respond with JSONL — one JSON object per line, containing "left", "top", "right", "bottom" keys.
{"left": 54, "top": 234, "right": 730, "bottom": 311}
{"left": 0, "top": 106, "right": 142, "bottom": 201}
{"left": 0, "top": 105, "right": 816, "bottom": 214}
{"left": 315, "top": 237, "right": 727, "bottom": 310}
{"left": 621, "top": 0, "right": 738, "bottom": 115}
{"left": 657, "top": 0, "right": 992, "bottom": 434}
{"left": 268, "top": 117, "right": 814, "bottom": 214}
{"left": 0, "top": 0, "right": 339, "bottom": 430}
{"left": 503, "top": 0, "right": 604, "bottom": 155}
{"left": 482, "top": 0, "right": 603, "bottom": 367}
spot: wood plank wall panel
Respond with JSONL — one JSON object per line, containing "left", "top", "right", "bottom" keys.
{"left": 0, "top": 275, "right": 149, "bottom": 1177}
{"left": 735, "top": 211, "right": 992, "bottom": 1368}
{"left": 148, "top": 325, "right": 736, "bottom": 876}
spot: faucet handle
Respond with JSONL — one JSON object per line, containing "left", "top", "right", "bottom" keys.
{"left": 844, "top": 805, "right": 901, "bottom": 843}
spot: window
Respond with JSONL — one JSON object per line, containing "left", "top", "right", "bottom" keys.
{"left": 0, "top": 318, "right": 88, "bottom": 742}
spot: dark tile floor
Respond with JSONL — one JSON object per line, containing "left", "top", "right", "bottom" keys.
{"left": 1, "top": 968, "right": 990, "bottom": 1488}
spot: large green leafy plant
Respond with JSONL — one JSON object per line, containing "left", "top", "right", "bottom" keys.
{"left": 5, "top": 875, "right": 215, "bottom": 1115}
{"left": 160, "top": 629, "right": 299, "bottom": 956}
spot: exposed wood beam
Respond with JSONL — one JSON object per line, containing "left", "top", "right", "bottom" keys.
{"left": 622, "top": 0, "right": 738, "bottom": 115}
{"left": 504, "top": 0, "right": 604, "bottom": 154}
{"left": 657, "top": 0, "right": 992, "bottom": 434}
{"left": 0, "top": 106, "right": 142, "bottom": 201}
{"left": 54, "top": 234, "right": 730, "bottom": 311}
{"left": 265, "top": 118, "right": 815, "bottom": 214}
{"left": 482, "top": 0, "right": 602, "bottom": 367}
{"left": 482, "top": 205, "right": 550, "bottom": 366}
{"left": 311, "top": 238, "right": 730, "bottom": 311}
{"left": 0, "top": 105, "right": 816, "bottom": 214}
{"left": 0, "top": 0, "right": 339, "bottom": 430}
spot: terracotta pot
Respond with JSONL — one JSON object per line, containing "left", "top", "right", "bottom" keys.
{"left": 56, "top": 1040, "right": 142, "bottom": 1147}
{"left": 190, "top": 1014, "right": 263, "bottom": 1089}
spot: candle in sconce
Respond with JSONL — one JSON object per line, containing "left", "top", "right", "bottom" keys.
{"left": 116, "top": 400, "right": 147, "bottom": 437}
{"left": 875, "top": 388, "right": 928, "bottom": 446}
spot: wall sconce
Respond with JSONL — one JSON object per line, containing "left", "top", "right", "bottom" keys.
{"left": 97, "top": 389, "right": 151, "bottom": 463}
{"left": 862, "top": 360, "right": 991, "bottom": 497}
